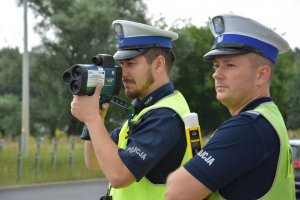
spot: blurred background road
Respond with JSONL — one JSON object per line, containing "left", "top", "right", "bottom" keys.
{"left": 0, "top": 177, "right": 299, "bottom": 199}
{"left": 0, "top": 179, "right": 108, "bottom": 200}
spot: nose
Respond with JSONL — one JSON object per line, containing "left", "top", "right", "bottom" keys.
{"left": 212, "top": 67, "right": 223, "bottom": 80}
{"left": 120, "top": 64, "right": 129, "bottom": 79}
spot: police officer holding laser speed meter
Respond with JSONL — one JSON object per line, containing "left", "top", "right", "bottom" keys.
{"left": 70, "top": 20, "right": 191, "bottom": 200}
{"left": 165, "top": 14, "right": 296, "bottom": 200}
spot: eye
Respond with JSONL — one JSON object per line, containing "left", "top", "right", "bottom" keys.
{"left": 227, "top": 63, "right": 236, "bottom": 68}
{"left": 213, "top": 64, "right": 219, "bottom": 71}
{"left": 118, "top": 61, "right": 124, "bottom": 67}
{"left": 128, "top": 61, "right": 138, "bottom": 67}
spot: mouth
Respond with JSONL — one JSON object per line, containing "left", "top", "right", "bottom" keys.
{"left": 122, "top": 79, "right": 135, "bottom": 87}
{"left": 215, "top": 84, "right": 227, "bottom": 91}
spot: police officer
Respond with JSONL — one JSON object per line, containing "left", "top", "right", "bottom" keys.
{"left": 165, "top": 14, "right": 296, "bottom": 200}
{"left": 71, "top": 20, "right": 190, "bottom": 199}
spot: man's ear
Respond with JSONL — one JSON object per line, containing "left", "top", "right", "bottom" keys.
{"left": 257, "top": 65, "right": 271, "bottom": 84}
{"left": 155, "top": 55, "right": 165, "bottom": 73}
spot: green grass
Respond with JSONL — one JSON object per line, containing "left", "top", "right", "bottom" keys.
{"left": 0, "top": 136, "right": 104, "bottom": 187}
{"left": 288, "top": 129, "right": 300, "bottom": 139}
{"left": 1, "top": 130, "right": 298, "bottom": 187}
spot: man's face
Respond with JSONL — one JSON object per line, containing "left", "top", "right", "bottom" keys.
{"left": 212, "top": 54, "right": 259, "bottom": 110}
{"left": 119, "top": 55, "right": 155, "bottom": 100}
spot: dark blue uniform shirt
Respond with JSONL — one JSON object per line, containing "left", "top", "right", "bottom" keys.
{"left": 184, "top": 97, "right": 280, "bottom": 200}
{"left": 110, "top": 82, "right": 186, "bottom": 184}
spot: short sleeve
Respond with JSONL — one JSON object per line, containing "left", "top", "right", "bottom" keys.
{"left": 118, "top": 108, "right": 185, "bottom": 181}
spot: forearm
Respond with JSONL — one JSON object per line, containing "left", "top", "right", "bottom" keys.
{"left": 84, "top": 141, "right": 100, "bottom": 170}
{"left": 71, "top": 85, "right": 135, "bottom": 187}
{"left": 85, "top": 116, "right": 135, "bottom": 187}
{"left": 165, "top": 167, "right": 211, "bottom": 200}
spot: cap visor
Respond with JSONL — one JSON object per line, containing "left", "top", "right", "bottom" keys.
{"left": 113, "top": 49, "right": 148, "bottom": 60}
{"left": 203, "top": 48, "right": 249, "bottom": 61}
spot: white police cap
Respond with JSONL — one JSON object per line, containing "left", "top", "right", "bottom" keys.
{"left": 203, "top": 14, "right": 290, "bottom": 63}
{"left": 112, "top": 20, "right": 178, "bottom": 60}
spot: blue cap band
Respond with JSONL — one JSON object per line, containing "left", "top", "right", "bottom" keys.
{"left": 118, "top": 36, "right": 172, "bottom": 49}
{"left": 216, "top": 34, "right": 279, "bottom": 63}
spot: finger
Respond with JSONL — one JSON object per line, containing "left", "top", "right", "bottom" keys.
{"left": 100, "top": 103, "right": 110, "bottom": 119}
{"left": 93, "top": 82, "right": 103, "bottom": 97}
{"left": 101, "top": 102, "right": 110, "bottom": 111}
{"left": 70, "top": 100, "right": 76, "bottom": 115}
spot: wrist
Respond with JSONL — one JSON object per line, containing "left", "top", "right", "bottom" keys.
{"left": 85, "top": 115, "right": 102, "bottom": 127}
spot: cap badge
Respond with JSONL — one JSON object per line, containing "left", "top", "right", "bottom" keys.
{"left": 114, "top": 23, "right": 124, "bottom": 38}
{"left": 213, "top": 16, "right": 225, "bottom": 34}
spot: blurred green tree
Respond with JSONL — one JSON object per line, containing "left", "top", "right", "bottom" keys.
{"left": 0, "top": 48, "right": 22, "bottom": 137}
{"left": 287, "top": 48, "right": 300, "bottom": 129}
{"left": 270, "top": 50, "right": 295, "bottom": 120}
{"left": 2, "top": 1, "right": 298, "bottom": 138}
{"left": 16, "top": 0, "right": 149, "bottom": 136}
{"left": 0, "top": 48, "right": 22, "bottom": 95}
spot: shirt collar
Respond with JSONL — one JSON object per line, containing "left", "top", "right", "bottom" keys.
{"left": 239, "top": 97, "right": 273, "bottom": 113}
{"left": 133, "top": 82, "right": 175, "bottom": 115}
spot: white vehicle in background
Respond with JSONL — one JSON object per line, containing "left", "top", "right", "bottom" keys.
{"left": 289, "top": 139, "right": 300, "bottom": 194}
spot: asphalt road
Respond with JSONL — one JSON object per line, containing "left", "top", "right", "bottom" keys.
{"left": 1, "top": 179, "right": 299, "bottom": 200}
{"left": 0, "top": 179, "right": 109, "bottom": 200}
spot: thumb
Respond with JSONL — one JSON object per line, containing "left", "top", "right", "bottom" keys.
{"left": 101, "top": 102, "right": 110, "bottom": 110}
{"left": 100, "top": 102, "right": 110, "bottom": 120}
{"left": 93, "top": 82, "right": 103, "bottom": 97}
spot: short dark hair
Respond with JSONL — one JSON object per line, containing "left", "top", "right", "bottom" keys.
{"left": 250, "top": 53, "right": 275, "bottom": 83}
{"left": 143, "top": 48, "right": 175, "bottom": 75}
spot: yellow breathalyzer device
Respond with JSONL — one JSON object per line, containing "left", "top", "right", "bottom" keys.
{"left": 183, "top": 113, "right": 203, "bottom": 158}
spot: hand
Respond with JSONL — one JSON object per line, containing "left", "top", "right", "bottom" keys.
{"left": 71, "top": 83, "right": 103, "bottom": 123}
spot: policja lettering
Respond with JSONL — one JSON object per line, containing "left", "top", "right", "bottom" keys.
{"left": 197, "top": 149, "right": 215, "bottom": 166}
{"left": 126, "top": 146, "right": 147, "bottom": 160}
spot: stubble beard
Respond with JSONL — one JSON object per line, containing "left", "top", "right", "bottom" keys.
{"left": 125, "top": 70, "right": 154, "bottom": 100}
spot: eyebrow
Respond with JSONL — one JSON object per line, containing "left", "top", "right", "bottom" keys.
{"left": 122, "top": 58, "right": 136, "bottom": 62}
{"left": 214, "top": 57, "right": 232, "bottom": 64}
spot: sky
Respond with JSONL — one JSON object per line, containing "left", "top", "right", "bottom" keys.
{"left": 0, "top": 0, "right": 299, "bottom": 51}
